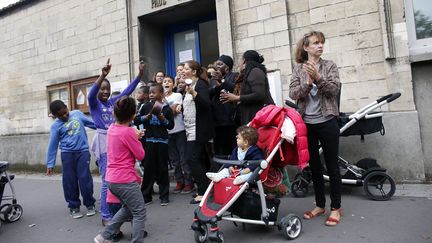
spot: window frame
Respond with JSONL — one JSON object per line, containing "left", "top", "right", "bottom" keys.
{"left": 46, "top": 76, "right": 97, "bottom": 115}
{"left": 405, "top": 0, "right": 432, "bottom": 62}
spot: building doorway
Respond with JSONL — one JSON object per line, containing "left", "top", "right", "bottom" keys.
{"left": 138, "top": 0, "right": 219, "bottom": 80}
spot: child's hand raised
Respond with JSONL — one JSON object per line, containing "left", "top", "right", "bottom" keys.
{"left": 138, "top": 60, "right": 145, "bottom": 75}
{"left": 101, "top": 58, "right": 111, "bottom": 77}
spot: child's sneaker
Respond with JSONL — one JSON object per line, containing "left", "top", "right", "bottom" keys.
{"left": 111, "top": 231, "right": 124, "bottom": 242}
{"left": 94, "top": 234, "right": 112, "bottom": 243}
{"left": 86, "top": 205, "right": 96, "bottom": 217}
{"left": 233, "top": 173, "right": 252, "bottom": 185}
{"left": 173, "top": 182, "right": 184, "bottom": 193}
{"left": 206, "top": 168, "right": 230, "bottom": 183}
{"left": 70, "top": 208, "right": 83, "bottom": 219}
{"left": 145, "top": 200, "right": 153, "bottom": 206}
{"left": 160, "top": 199, "right": 169, "bottom": 206}
{"left": 181, "top": 184, "right": 194, "bottom": 194}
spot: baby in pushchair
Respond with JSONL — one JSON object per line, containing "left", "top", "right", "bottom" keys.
{"left": 206, "top": 126, "right": 264, "bottom": 185}
{"left": 191, "top": 105, "right": 309, "bottom": 242}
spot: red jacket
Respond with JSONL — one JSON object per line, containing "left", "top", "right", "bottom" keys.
{"left": 250, "top": 105, "right": 309, "bottom": 180}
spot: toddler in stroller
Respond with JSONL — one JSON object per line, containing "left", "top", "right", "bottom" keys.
{"left": 0, "top": 161, "right": 23, "bottom": 230}
{"left": 191, "top": 105, "right": 309, "bottom": 242}
{"left": 206, "top": 126, "right": 264, "bottom": 185}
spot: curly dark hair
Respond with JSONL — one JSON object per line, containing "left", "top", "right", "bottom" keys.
{"left": 237, "top": 125, "right": 259, "bottom": 146}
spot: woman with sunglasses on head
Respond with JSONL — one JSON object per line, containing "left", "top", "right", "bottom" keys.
{"left": 289, "top": 31, "right": 342, "bottom": 226}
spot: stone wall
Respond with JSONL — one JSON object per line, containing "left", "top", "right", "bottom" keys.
{"left": 231, "top": 0, "right": 293, "bottom": 104}
{"left": 0, "top": 0, "right": 130, "bottom": 136}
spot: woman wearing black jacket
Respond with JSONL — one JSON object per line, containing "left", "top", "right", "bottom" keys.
{"left": 182, "top": 60, "right": 214, "bottom": 204}
{"left": 220, "top": 50, "right": 274, "bottom": 125}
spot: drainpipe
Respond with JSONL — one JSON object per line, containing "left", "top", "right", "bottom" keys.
{"left": 125, "top": 0, "right": 133, "bottom": 82}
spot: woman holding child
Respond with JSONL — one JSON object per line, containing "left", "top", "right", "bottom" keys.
{"left": 289, "top": 31, "right": 342, "bottom": 226}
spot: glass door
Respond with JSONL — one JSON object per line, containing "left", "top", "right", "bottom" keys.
{"left": 173, "top": 29, "right": 200, "bottom": 67}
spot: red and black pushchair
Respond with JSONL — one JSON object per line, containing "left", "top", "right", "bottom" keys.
{"left": 191, "top": 105, "right": 309, "bottom": 242}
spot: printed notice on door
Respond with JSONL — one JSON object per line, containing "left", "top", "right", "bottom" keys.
{"left": 179, "top": 49, "right": 193, "bottom": 63}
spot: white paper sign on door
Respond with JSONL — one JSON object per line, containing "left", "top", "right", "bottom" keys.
{"left": 179, "top": 49, "right": 193, "bottom": 62}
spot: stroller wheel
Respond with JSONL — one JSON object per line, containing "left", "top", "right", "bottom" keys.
{"left": 4, "top": 204, "right": 23, "bottom": 223}
{"left": 193, "top": 223, "right": 208, "bottom": 243}
{"left": 363, "top": 171, "right": 396, "bottom": 201}
{"left": 279, "top": 214, "right": 302, "bottom": 240}
{"left": 291, "top": 176, "right": 309, "bottom": 198}
{"left": 0, "top": 204, "right": 11, "bottom": 222}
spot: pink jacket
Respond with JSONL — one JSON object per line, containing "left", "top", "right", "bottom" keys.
{"left": 106, "top": 124, "right": 145, "bottom": 184}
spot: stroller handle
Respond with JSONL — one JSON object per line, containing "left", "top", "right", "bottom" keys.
{"left": 284, "top": 99, "right": 299, "bottom": 109}
{"left": 212, "top": 157, "right": 263, "bottom": 167}
{"left": 376, "top": 92, "right": 401, "bottom": 104}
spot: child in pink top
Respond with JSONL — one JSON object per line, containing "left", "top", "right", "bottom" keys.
{"left": 94, "top": 96, "right": 147, "bottom": 243}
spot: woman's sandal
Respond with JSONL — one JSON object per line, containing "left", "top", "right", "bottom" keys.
{"left": 303, "top": 208, "right": 326, "bottom": 220}
{"left": 325, "top": 208, "right": 343, "bottom": 226}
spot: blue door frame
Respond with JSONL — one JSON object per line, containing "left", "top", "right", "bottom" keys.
{"left": 164, "top": 14, "right": 216, "bottom": 77}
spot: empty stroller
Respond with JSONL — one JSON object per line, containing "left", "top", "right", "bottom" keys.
{"left": 289, "top": 92, "right": 400, "bottom": 201}
{"left": 191, "top": 105, "right": 309, "bottom": 242}
{"left": 0, "top": 161, "right": 23, "bottom": 230}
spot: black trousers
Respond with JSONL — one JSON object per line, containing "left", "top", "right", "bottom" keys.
{"left": 186, "top": 141, "right": 210, "bottom": 195}
{"left": 141, "top": 142, "right": 169, "bottom": 202}
{"left": 306, "top": 117, "right": 341, "bottom": 209}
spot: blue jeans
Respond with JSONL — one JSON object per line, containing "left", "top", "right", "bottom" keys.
{"left": 60, "top": 151, "right": 95, "bottom": 209}
{"left": 103, "top": 182, "right": 146, "bottom": 243}
{"left": 99, "top": 153, "right": 111, "bottom": 221}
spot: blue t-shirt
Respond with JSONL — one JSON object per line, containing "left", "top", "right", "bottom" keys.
{"left": 46, "top": 110, "right": 96, "bottom": 168}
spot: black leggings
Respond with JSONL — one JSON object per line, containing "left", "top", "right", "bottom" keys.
{"left": 306, "top": 117, "right": 341, "bottom": 209}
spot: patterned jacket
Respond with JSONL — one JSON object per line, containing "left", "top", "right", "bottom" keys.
{"left": 289, "top": 58, "right": 340, "bottom": 118}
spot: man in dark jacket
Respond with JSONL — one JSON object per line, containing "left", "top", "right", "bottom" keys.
{"left": 209, "top": 55, "right": 239, "bottom": 163}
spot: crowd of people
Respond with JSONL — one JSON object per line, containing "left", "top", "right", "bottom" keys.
{"left": 45, "top": 30, "right": 343, "bottom": 243}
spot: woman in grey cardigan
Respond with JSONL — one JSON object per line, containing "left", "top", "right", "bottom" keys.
{"left": 289, "top": 30, "right": 342, "bottom": 226}
{"left": 220, "top": 50, "right": 274, "bottom": 125}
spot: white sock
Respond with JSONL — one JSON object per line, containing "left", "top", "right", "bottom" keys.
{"left": 206, "top": 168, "right": 230, "bottom": 182}
{"left": 233, "top": 173, "right": 252, "bottom": 185}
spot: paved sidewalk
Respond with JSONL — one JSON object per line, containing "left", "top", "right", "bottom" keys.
{"left": 1, "top": 174, "right": 432, "bottom": 243}
{"left": 14, "top": 173, "right": 432, "bottom": 198}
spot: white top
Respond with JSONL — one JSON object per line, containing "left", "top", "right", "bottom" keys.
{"left": 182, "top": 86, "right": 197, "bottom": 141}
{"left": 165, "top": 92, "right": 185, "bottom": 134}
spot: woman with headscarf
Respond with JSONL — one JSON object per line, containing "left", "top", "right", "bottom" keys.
{"left": 220, "top": 50, "right": 274, "bottom": 125}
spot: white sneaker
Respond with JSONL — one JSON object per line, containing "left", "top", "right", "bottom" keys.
{"left": 94, "top": 234, "right": 112, "bottom": 243}
{"left": 206, "top": 168, "right": 230, "bottom": 182}
{"left": 233, "top": 173, "right": 252, "bottom": 185}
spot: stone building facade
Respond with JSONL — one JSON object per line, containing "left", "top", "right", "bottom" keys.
{"left": 0, "top": 0, "right": 430, "bottom": 182}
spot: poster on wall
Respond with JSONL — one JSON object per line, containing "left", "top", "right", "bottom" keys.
{"left": 179, "top": 49, "right": 193, "bottom": 63}
{"left": 111, "top": 80, "right": 129, "bottom": 93}
{"left": 267, "top": 70, "right": 283, "bottom": 107}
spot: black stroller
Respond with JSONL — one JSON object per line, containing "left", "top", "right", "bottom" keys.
{"left": 287, "top": 92, "right": 400, "bottom": 201}
{"left": 0, "top": 161, "right": 23, "bottom": 230}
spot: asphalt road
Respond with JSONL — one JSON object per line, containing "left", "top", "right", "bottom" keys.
{"left": 0, "top": 175, "right": 431, "bottom": 243}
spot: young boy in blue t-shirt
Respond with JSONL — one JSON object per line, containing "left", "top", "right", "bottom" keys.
{"left": 46, "top": 100, "right": 97, "bottom": 219}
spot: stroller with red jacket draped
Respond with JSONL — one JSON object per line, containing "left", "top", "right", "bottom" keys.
{"left": 191, "top": 105, "right": 309, "bottom": 242}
